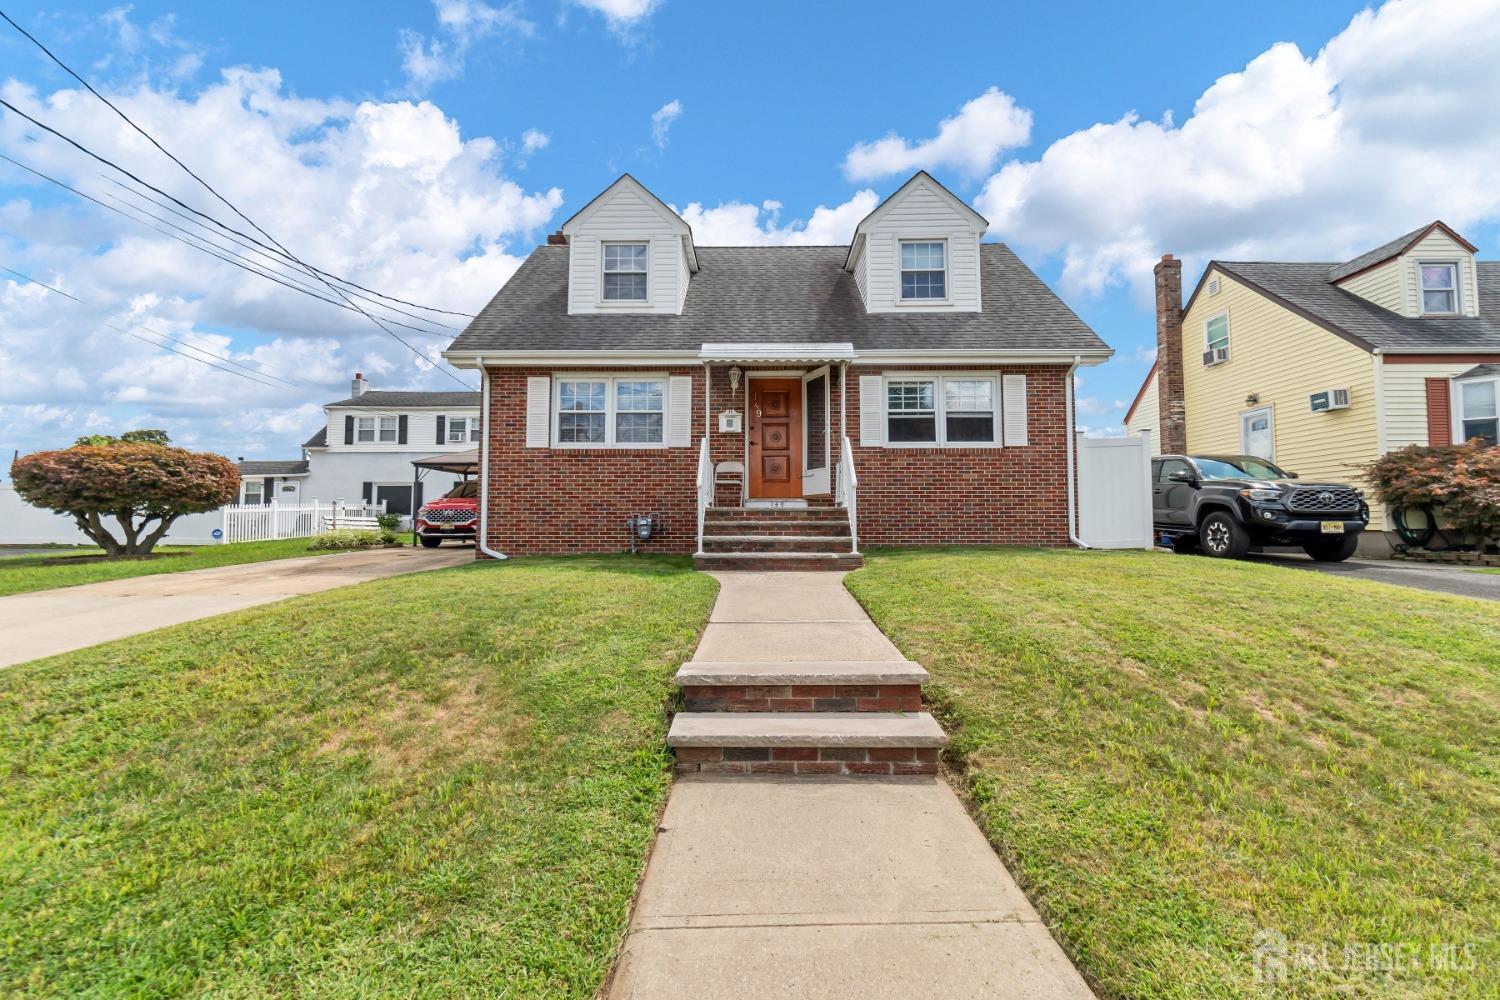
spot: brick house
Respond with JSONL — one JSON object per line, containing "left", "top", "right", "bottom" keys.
{"left": 443, "top": 172, "right": 1113, "bottom": 567}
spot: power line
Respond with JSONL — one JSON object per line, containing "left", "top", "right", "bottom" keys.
{"left": 2, "top": 263, "right": 298, "bottom": 390}
{"left": 0, "top": 95, "right": 472, "bottom": 388}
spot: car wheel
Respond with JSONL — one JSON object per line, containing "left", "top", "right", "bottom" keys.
{"left": 1170, "top": 535, "right": 1198, "bottom": 554}
{"left": 1303, "top": 535, "right": 1358, "bottom": 562}
{"left": 1199, "top": 511, "right": 1249, "bottom": 559}
{"left": 419, "top": 536, "right": 442, "bottom": 548}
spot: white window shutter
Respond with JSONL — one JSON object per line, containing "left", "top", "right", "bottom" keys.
{"left": 859, "top": 375, "right": 884, "bottom": 446}
{"left": 1002, "top": 373, "right": 1028, "bottom": 446}
{"left": 667, "top": 375, "right": 693, "bottom": 446}
{"left": 525, "top": 376, "right": 551, "bottom": 447}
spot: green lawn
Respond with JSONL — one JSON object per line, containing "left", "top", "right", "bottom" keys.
{"left": 847, "top": 548, "right": 1499, "bottom": 1000}
{"left": 0, "top": 537, "right": 378, "bottom": 597}
{"left": 0, "top": 555, "right": 715, "bottom": 997}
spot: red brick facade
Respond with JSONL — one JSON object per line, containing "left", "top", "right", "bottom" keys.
{"left": 482, "top": 362, "right": 1074, "bottom": 556}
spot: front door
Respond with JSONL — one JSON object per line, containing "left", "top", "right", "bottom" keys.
{"left": 748, "top": 378, "right": 803, "bottom": 499}
{"left": 1241, "top": 407, "right": 1274, "bottom": 460}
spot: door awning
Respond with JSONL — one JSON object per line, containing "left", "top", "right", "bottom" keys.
{"left": 699, "top": 342, "right": 856, "bottom": 364}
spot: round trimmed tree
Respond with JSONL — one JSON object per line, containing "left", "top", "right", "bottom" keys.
{"left": 11, "top": 438, "right": 240, "bottom": 557}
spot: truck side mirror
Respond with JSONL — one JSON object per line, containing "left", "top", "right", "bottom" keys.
{"left": 1285, "top": 471, "right": 1299, "bottom": 479}
{"left": 1166, "top": 469, "right": 1196, "bottom": 484}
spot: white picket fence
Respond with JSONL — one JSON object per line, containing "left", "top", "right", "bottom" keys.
{"left": 221, "top": 500, "right": 386, "bottom": 544}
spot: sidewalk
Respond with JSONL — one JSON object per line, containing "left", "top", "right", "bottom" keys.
{"left": 607, "top": 571, "right": 1093, "bottom": 999}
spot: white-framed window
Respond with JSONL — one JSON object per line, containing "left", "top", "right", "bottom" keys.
{"left": 602, "top": 242, "right": 648, "bottom": 301}
{"left": 1205, "top": 312, "right": 1230, "bottom": 354}
{"left": 1419, "top": 262, "right": 1459, "bottom": 314}
{"left": 1457, "top": 377, "right": 1498, "bottom": 446}
{"left": 355, "top": 416, "right": 376, "bottom": 443}
{"left": 555, "top": 376, "right": 667, "bottom": 446}
{"left": 447, "top": 415, "right": 479, "bottom": 443}
{"left": 355, "top": 415, "right": 399, "bottom": 443}
{"left": 884, "top": 374, "right": 999, "bottom": 446}
{"left": 899, "top": 240, "right": 947, "bottom": 300}
{"left": 243, "top": 480, "right": 263, "bottom": 504}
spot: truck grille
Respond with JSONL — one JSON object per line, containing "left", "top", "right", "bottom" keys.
{"left": 419, "top": 507, "right": 477, "bottom": 524}
{"left": 1284, "top": 487, "right": 1360, "bottom": 515}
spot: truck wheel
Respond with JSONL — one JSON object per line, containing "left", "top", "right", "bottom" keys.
{"left": 1303, "top": 535, "right": 1358, "bottom": 562}
{"left": 1199, "top": 511, "right": 1249, "bottom": 559}
{"left": 1170, "top": 535, "right": 1198, "bottom": 554}
{"left": 419, "top": 536, "right": 442, "bottom": 548}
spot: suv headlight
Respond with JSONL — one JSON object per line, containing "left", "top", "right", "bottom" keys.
{"left": 1239, "top": 488, "right": 1283, "bottom": 502}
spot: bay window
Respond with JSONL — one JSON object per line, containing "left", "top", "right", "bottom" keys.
{"left": 556, "top": 376, "right": 666, "bottom": 446}
{"left": 885, "top": 374, "right": 999, "bottom": 446}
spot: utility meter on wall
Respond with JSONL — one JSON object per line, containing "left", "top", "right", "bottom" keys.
{"left": 718, "top": 410, "right": 742, "bottom": 433}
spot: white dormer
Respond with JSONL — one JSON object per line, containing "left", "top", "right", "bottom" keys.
{"left": 560, "top": 174, "right": 698, "bottom": 315}
{"left": 844, "top": 171, "right": 987, "bottom": 314}
{"left": 1332, "top": 221, "right": 1480, "bottom": 319}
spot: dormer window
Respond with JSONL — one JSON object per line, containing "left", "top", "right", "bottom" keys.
{"left": 1420, "top": 263, "right": 1458, "bottom": 314}
{"left": 603, "top": 242, "right": 648, "bottom": 301}
{"left": 900, "top": 241, "right": 947, "bottom": 300}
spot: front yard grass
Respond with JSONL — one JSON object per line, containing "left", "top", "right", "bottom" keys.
{"left": 0, "top": 537, "right": 402, "bottom": 597}
{"left": 847, "top": 548, "right": 1499, "bottom": 999}
{"left": 0, "top": 555, "right": 715, "bottom": 997}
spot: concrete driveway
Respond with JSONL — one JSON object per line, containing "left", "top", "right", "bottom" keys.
{"left": 0, "top": 545, "right": 474, "bottom": 668}
{"left": 1247, "top": 553, "right": 1500, "bottom": 602}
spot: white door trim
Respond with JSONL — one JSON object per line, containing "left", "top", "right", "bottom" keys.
{"left": 1239, "top": 405, "right": 1275, "bottom": 459}
{"left": 802, "top": 365, "right": 831, "bottom": 495}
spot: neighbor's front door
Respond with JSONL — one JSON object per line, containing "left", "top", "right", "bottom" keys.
{"left": 748, "top": 378, "right": 803, "bottom": 499}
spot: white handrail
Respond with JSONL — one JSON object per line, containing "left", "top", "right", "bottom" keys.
{"left": 695, "top": 436, "right": 712, "bottom": 555}
{"left": 836, "top": 436, "right": 859, "bottom": 555}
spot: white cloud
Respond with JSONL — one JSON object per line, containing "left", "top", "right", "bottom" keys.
{"left": 0, "top": 64, "right": 563, "bottom": 460}
{"left": 843, "top": 87, "right": 1032, "bottom": 182}
{"left": 399, "top": 0, "right": 534, "bottom": 93}
{"left": 650, "top": 99, "right": 682, "bottom": 150}
{"left": 677, "top": 191, "right": 879, "bottom": 246}
{"left": 521, "top": 128, "right": 549, "bottom": 155}
{"left": 975, "top": 0, "right": 1500, "bottom": 300}
{"left": 569, "top": 0, "right": 661, "bottom": 35}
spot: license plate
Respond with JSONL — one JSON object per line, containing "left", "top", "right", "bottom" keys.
{"left": 1320, "top": 521, "right": 1344, "bottom": 534}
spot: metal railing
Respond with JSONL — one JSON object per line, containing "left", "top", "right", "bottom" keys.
{"left": 836, "top": 436, "right": 859, "bottom": 554}
{"left": 695, "top": 436, "right": 713, "bottom": 555}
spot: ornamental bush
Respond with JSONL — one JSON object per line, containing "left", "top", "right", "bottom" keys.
{"left": 308, "top": 529, "right": 386, "bottom": 551}
{"left": 11, "top": 439, "right": 239, "bottom": 557}
{"left": 1364, "top": 441, "right": 1500, "bottom": 550}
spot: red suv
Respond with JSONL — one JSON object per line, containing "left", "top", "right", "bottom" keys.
{"left": 415, "top": 481, "right": 479, "bottom": 547}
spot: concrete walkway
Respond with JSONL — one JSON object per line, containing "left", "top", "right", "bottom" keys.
{"left": 608, "top": 572, "right": 1094, "bottom": 999}
{"left": 0, "top": 545, "right": 472, "bottom": 667}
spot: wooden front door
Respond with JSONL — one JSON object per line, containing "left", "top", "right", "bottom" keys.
{"left": 748, "top": 378, "right": 802, "bottom": 499}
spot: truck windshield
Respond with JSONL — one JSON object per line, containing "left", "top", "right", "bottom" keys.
{"left": 1193, "top": 456, "right": 1288, "bottom": 480}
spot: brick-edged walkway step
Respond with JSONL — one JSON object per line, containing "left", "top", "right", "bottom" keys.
{"left": 668, "top": 711, "right": 947, "bottom": 775}
{"left": 674, "top": 659, "right": 929, "bottom": 685}
{"left": 692, "top": 551, "right": 863, "bottom": 571}
{"left": 676, "top": 659, "right": 929, "bottom": 712}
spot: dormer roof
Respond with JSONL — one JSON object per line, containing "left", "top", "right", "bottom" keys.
{"left": 845, "top": 171, "right": 989, "bottom": 271}
{"left": 1327, "top": 220, "right": 1478, "bottom": 283}
{"left": 560, "top": 173, "right": 699, "bottom": 272}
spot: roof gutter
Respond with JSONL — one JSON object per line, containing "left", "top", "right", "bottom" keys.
{"left": 475, "top": 357, "right": 507, "bottom": 561}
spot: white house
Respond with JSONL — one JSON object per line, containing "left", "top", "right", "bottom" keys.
{"left": 237, "top": 373, "right": 480, "bottom": 515}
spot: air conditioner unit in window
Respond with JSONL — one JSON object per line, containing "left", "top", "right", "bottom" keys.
{"left": 1308, "top": 388, "right": 1351, "bottom": 412}
{"left": 1202, "top": 346, "right": 1229, "bottom": 366}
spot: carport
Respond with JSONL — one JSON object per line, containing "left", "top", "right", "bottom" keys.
{"left": 408, "top": 448, "right": 479, "bottom": 547}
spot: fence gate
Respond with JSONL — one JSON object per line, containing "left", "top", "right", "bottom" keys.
{"left": 1077, "top": 431, "right": 1153, "bottom": 549}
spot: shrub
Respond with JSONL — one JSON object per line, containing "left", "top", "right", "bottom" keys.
{"left": 309, "top": 530, "right": 386, "bottom": 551}
{"left": 1364, "top": 440, "right": 1500, "bottom": 550}
{"left": 375, "top": 512, "right": 402, "bottom": 533}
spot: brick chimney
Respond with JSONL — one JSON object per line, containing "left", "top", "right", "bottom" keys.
{"left": 1153, "top": 255, "right": 1187, "bottom": 454}
{"left": 546, "top": 230, "right": 568, "bottom": 245}
{"left": 350, "top": 371, "right": 368, "bottom": 397}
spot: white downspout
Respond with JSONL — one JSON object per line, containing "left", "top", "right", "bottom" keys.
{"left": 476, "top": 358, "right": 508, "bottom": 561}
{"left": 1064, "top": 355, "right": 1090, "bottom": 549}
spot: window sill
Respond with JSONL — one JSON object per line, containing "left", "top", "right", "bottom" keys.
{"left": 549, "top": 442, "right": 671, "bottom": 450}
{"left": 877, "top": 441, "right": 1003, "bottom": 450}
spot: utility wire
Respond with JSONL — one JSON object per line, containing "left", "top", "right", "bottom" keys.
{"left": 0, "top": 7, "right": 475, "bottom": 327}
{"left": 2, "top": 264, "right": 297, "bottom": 390}
{"left": 0, "top": 95, "right": 472, "bottom": 388}
{"left": 0, "top": 152, "right": 454, "bottom": 340}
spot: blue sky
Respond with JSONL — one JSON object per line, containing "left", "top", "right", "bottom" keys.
{"left": 3, "top": 0, "right": 1499, "bottom": 461}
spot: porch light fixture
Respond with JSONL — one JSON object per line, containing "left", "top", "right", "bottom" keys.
{"left": 1245, "top": 393, "right": 1260, "bottom": 407}
{"left": 728, "top": 366, "right": 742, "bottom": 395}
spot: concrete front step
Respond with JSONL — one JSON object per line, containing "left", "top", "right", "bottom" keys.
{"left": 703, "top": 519, "right": 851, "bottom": 536}
{"left": 693, "top": 552, "right": 864, "bottom": 572}
{"left": 702, "top": 534, "right": 855, "bottom": 554}
{"left": 707, "top": 507, "right": 850, "bottom": 521}
{"left": 681, "top": 683, "right": 921, "bottom": 713}
{"left": 675, "top": 660, "right": 930, "bottom": 686}
{"left": 669, "top": 711, "right": 948, "bottom": 776}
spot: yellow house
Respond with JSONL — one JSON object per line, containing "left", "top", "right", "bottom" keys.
{"left": 1127, "top": 222, "right": 1500, "bottom": 552}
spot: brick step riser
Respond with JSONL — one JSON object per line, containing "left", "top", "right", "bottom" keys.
{"left": 683, "top": 684, "right": 921, "bottom": 713}
{"left": 676, "top": 746, "right": 939, "bottom": 776}
{"left": 703, "top": 522, "right": 851, "bottom": 537}
{"left": 692, "top": 555, "right": 863, "bottom": 572}
{"left": 707, "top": 508, "right": 850, "bottom": 521}
{"left": 703, "top": 538, "right": 855, "bottom": 554}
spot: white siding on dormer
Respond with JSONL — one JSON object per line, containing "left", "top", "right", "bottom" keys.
{"left": 566, "top": 186, "right": 688, "bottom": 315}
{"left": 861, "top": 182, "right": 981, "bottom": 313}
{"left": 1397, "top": 232, "right": 1479, "bottom": 317}
{"left": 852, "top": 240, "right": 868, "bottom": 306}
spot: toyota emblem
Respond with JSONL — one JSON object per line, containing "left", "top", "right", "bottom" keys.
{"left": 1316, "top": 491, "right": 1335, "bottom": 505}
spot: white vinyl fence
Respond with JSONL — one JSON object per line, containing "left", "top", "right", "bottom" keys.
{"left": 220, "top": 500, "right": 385, "bottom": 544}
{"left": 1077, "top": 431, "right": 1154, "bottom": 549}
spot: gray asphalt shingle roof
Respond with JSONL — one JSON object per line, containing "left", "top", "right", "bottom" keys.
{"left": 447, "top": 244, "right": 1110, "bottom": 355}
{"left": 1324, "top": 224, "right": 1432, "bottom": 282}
{"left": 1214, "top": 261, "right": 1500, "bottom": 352}
{"left": 302, "top": 426, "right": 327, "bottom": 448}
{"left": 1458, "top": 363, "right": 1500, "bottom": 379}
{"left": 323, "top": 390, "right": 481, "bottom": 408}
{"left": 238, "top": 460, "right": 309, "bottom": 476}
